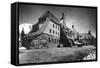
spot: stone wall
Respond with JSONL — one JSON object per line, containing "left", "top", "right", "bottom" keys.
{"left": 29, "top": 33, "right": 60, "bottom": 49}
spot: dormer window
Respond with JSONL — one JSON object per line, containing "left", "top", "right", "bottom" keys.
{"left": 39, "top": 17, "right": 46, "bottom": 22}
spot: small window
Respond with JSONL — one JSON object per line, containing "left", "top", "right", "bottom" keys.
{"left": 58, "top": 27, "right": 59, "bottom": 30}
{"left": 58, "top": 32, "right": 60, "bottom": 36}
{"left": 56, "top": 39, "right": 59, "bottom": 43}
{"left": 50, "top": 29, "right": 51, "bottom": 33}
{"left": 56, "top": 39, "right": 57, "bottom": 43}
{"left": 52, "top": 38, "right": 53, "bottom": 43}
{"left": 55, "top": 39, "right": 56, "bottom": 43}
{"left": 56, "top": 25, "right": 57, "bottom": 28}
{"left": 39, "top": 17, "right": 46, "bottom": 22}
{"left": 57, "top": 39, "right": 58, "bottom": 43}
{"left": 53, "top": 24, "right": 54, "bottom": 28}
{"left": 48, "top": 37, "right": 51, "bottom": 42}
{"left": 56, "top": 32, "right": 57, "bottom": 35}
{"left": 53, "top": 30, "right": 54, "bottom": 34}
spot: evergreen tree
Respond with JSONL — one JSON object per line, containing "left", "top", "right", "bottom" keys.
{"left": 21, "top": 28, "right": 25, "bottom": 47}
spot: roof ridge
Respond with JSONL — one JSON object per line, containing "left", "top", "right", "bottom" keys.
{"left": 39, "top": 11, "right": 59, "bottom": 23}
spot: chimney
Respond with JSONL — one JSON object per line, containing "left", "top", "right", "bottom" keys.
{"left": 72, "top": 25, "right": 76, "bottom": 32}
{"left": 88, "top": 30, "right": 91, "bottom": 35}
{"left": 60, "top": 12, "right": 65, "bottom": 27}
{"left": 72, "top": 25, "right": 74, "bottom": 28}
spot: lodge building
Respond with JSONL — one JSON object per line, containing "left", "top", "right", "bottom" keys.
{"left": 22, "top": 11, "right": 61, "bottom": 48}
{"left": 21, "top": 11, "right": 95, "bottom": 49}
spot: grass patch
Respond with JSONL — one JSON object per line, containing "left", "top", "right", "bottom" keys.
{"left": 19, "top": 46, "right": 96, "bottom": 64}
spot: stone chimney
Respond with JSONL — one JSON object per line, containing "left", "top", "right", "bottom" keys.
{"left": 88, "top": 30, "right": 91, "bottom": 35}
{"left": 72, "top": 25, "right": 77, "bottom": 33}
{"left": 72, "top": 25, "right": 74, "bottom": 28}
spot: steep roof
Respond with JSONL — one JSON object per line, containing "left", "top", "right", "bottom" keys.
{"left": 24, "top": 11, "right": 61, "bottom": 39}
{"left": 39, "top": 11, "right": 60, "bottom": 25}
{"left": 79, "top": 33, "right": 95, "bottom": 39}
{"left": 24, "top": 19, "right": 50, "bottom": 39}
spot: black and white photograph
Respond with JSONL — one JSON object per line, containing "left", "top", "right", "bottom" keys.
{"left": 16, "top": 2, "right": 97, "bottom": 65}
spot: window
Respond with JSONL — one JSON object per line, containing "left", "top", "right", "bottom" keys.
{"left": 58, "top": 32, "right": 60, "bottom": 36}
{"left": 39, "top": 17, "right": 46, "bottom": 22}
{"left": 57, "top": 39, "right": 58, "bottom": 43}
{"left": 58, "top": 27, "right": 59, "bottom": 30}
{"left": 56, "top": 39, "right": 59, "bottom": 43}
{"left": 53, "top": 30, "right": 54, "bottom": 34}
{"left": 55, "top": 39, "right": 56, "bottom": 43}
{"left": 48, "top": 37, "right": 51, "bottom": 42}
{"left": 50, "top": 29, "right": 51, "bottom": 33}
{"left": 52, "top": 38, "right": 53, "bottom": 43}
{"left": 56, "top": 25, "right": 57, "bottom": 28}
{"left": 53, "top": 24, "right": 54, "bottom": 28}
{"left": 56, "top": 31, "right": 57, "bottom": 35}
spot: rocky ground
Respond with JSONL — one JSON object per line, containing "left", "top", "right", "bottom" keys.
{"left": 83, "top": 49, "right": 96, "bottom": 60}
{"left": 19, "top": 45, "right": 96, "bottom": 64}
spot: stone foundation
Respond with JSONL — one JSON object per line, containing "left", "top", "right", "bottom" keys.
{"left": 23, "top": 33, "right": 60, "bottom": 49}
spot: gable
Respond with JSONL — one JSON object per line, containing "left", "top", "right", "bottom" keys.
{"left": 39, "top": 11, "right": 60, "bottom": 25}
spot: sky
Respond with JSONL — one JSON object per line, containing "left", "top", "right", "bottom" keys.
{"left": 19, "top": 4, "right": 97, "bottom": 37}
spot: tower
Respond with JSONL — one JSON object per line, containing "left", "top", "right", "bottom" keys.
{"left": 60, "top": 12, "right": 65, "bottom": 27}
{"left": 60, "top": 12, "right": 68, "bottom": 29}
